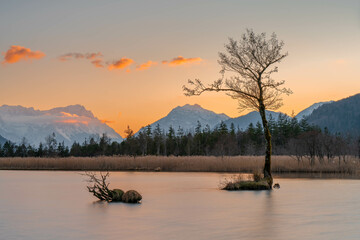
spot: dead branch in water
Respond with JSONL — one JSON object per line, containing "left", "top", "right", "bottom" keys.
{"left": 83, "top": 171, "right": 113, "bottom": 202}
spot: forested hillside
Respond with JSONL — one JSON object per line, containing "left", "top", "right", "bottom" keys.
{"left": 1, "top": 116, "right": 358, "bottom": 160}
{"left": 307, "top": 94, "right": 360, "bottom": 136}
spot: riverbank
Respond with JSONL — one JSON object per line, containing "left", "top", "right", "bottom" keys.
{"left": 1, "top": 156, "right": 359, "bottom": 176}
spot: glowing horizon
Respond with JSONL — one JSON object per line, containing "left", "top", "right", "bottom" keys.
{"left": 1, "top": 0, "right": 359, "bottom": 137}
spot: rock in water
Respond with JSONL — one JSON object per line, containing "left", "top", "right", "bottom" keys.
{"left": 122, "top": 190, "right": 142, "bottom": 203}
{"left": 273, "top": 183, "right": 280, "bottom": 189}
{"left": 223, "top": 180, "right": 271, "bottom": 190}
{"left": 111, "top": 189, "right": 124, "bottom": 202}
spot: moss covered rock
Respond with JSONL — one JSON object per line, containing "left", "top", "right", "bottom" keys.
{"left": 111, "top": 189, "right": 124, "bottom": 202}
{"left": 223, "top": 180, "right": 271, "bottom": 191}
{"left": 122, "top": 190, "right": 142, "bottom": 203}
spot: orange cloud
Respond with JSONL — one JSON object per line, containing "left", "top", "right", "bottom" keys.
{"left": 58, "top": 52, "right": 102, "bottom": 61}
{"left": 100, "top": 119, "right": 115, "bottom": 124}
{"left": 86, "top": 53, "right": 102, "bottom": 60}
{"left": 108, "top": 58, "right": 134, "bottom": 70}
{"left": 136, "top": 61, "right": 158, "bottom": 71}
{"left": 56, "top": 119, "right": 89, "bottom": 125}
{"left": 162, "top": 56, "right": 202, "bottom": 66}
{"left": 91, "top": 59, "right": 104, "bottom": 68}
{"left": 60, "top": 112, "right": 79, "bottom": 117}
{"left": 2, "top": 45, "right": 45, "bottom": 64}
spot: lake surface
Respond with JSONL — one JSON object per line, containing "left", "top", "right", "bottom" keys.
{"left": 0, "top": 171, "right": 359, "bottom": 240}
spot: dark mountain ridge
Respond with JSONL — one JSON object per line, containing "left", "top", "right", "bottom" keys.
{"left": 306, "top": 94, "right": 360, "bottom": 136}
{"left": 0, "top": 134, "right": 7, "bottom": 145}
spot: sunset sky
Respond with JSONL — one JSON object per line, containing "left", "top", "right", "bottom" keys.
{"left": 1, "top": 0, "right": 359, "bottom": 137}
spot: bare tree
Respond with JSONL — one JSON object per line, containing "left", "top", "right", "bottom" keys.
{"left": 84, "top": 171, "right": 113, "bottom": 202}
{"left": 183, "top": 29, "right": 292, "bottom": 186}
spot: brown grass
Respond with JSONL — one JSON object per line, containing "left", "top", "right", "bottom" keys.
{"left": 0, "top": 155, "right": 359, "bottom": 176}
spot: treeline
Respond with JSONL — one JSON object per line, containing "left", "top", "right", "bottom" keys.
{"left": 1, "top": 114, "right": 359, "bottom": 161}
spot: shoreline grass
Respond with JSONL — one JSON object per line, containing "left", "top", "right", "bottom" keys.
{"left": 0, "top": 155, "right": 359, "bottom": 177}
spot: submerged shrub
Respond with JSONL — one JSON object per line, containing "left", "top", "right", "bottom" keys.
{"left": 122, "top": 190, "right": 142, "bottom": 203}
{"left": 111, "top": 189, "right": 124, "bottom": 202}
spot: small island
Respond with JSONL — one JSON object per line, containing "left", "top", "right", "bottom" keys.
{"left": 84, "top": 172, "right": 142, "bottom": 203}
{"left": 183, "top": 29, "right": 291, "bottom": 189}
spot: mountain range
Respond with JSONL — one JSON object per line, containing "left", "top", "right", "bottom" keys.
{"left": 295, "top": 101, "right": 333, "bottom": 120}
{"left": 0, "top": 104, "right": 123, "bottom": 146}
{"left": 306, "top": 94, "right": 360, "bottom": 136}
{"left": 0, "top": 94, "right": 358, "bottom": 146}
{"left": 223, "top": 110, "right": 284, "bottom": 131}
{"left": 137, "top": 104, "right": 230, "bottom": 133}
{"left": 141, "top": 101, "right": 330, "bottom": 133}
{"left": 0, "top": 134, "right": 7, "bottom": 145}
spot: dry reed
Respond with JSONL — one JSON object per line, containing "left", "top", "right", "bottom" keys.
{"left": 0, "top": 155, "right": 359, "bottom": 176}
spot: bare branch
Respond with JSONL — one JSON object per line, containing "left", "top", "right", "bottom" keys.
{"left": 183, "top": 29, "right": 291, "bottom": 184}
{"left": 183, "top": 29, "right": 291, "bottom": 112}
{"left": 82, "top": 171, "right": 113, "bottom": 202}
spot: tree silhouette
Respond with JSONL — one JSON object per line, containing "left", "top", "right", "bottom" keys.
{"left": 183, "top": 29, "right": 292, "bottom": 186}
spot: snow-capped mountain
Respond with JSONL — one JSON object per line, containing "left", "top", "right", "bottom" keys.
{"left": 138, "top": 104, "right": 230, "bottom": 133}
{"left": 223, "top": 110, "right": 287, "bottom": 131}
{"left": 0, "top": 104, "right": 122, "bottom": 146}
{"left": 135, "top": 100, "right": 340, "bottom": 136}
{"left": 295, "top": 101, "right": 333, "bottom": 120}
{"left": 0, "top": 134, "right": 7, "bottom": 145}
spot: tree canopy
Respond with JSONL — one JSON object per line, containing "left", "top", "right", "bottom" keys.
{"left": 183, "top": 29, "right": 292, "bottom": 186}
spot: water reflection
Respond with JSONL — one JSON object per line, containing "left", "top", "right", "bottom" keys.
{"left": 261, "top": 190, "right": 275, "bottom": 239}
{"left": 0, "top": 171, "right": 359, "bottom": 240}
{"left": 90, "top": 200, "right": 109, "bottom": 209}
{"left": 275, "top": 172, "right": 360, "bottom": 179}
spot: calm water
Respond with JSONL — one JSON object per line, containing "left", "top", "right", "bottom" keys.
{"left": 0, "top": 171, "right": 359, "bottom": 240}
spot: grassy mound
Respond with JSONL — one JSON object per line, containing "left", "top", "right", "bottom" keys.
{"left": 223, "top": 180, "right": 271, "bottom": 190}
{"left": 111, "top": 189, "right": 124, "bottom": 202}
{"left": 122, "top": 190, "right": 142, "bottom": 203}
{"left": 221, "top": 173, "right": 272, "bottom": 191}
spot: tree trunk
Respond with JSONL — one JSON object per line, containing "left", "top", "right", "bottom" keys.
{"left": 259, "top": 104, "right": 273, "bottom": 188}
